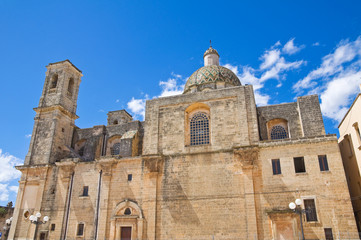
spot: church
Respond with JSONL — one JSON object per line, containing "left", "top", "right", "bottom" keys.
{"left": 8, "top": 46, "right": 359, "bottom": 239}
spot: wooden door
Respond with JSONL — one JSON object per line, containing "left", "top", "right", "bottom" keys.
{"left": 120, "top": 227, "right": 132, "bottom": 240}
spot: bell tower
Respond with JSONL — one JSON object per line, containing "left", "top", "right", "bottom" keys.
{"left": 25, "top": 60, "right": 82, "bottom": 165}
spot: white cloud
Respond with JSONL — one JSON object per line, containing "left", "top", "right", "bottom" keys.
{"left": 254, "top": 92, "right": 271, "bottom": 106}
{"left": 127, "top": 97, "right": 148, "bottom": 119}
{"left": 0, "top": 149, "right": 22, "bottom": 202}
{"left": 294, "top": 37, "right": 361, "bottom": 93}
{"left": 115, "top": 99, "right": 120, "bottom": 103}
{"left": 320, "top": 71, "right": 361, "bottom": 121}
{"left": 159, "top": 74, "right": 184, "bottom": 98}
{"left": 9, "top": 185, "right": 18, "bottom": 194}
{"left": 260, "top": 57, "right": 305, "bottom": 82}
{"left": 25, "top": 134, "right": 32, "bottom": 138}
{"left": 273, "top": 41, "right": 281, "bottom": 47}
{"left": 313, "top": 42, "right": 320, "bottom": 47}
{"left": 292, "top": 36, "right": 361, "bottom": 122}
{"left": 127, "top": 73, "right": 185, "bottom": 119}
{"left": 282, "top": 38, "right": 305, "bottom": 55}
{"left": 0, "top": 149, "right": 22, "bottom": 182}
{"left": 0, "top": 184, "right": 9, "bottom": 201}
{"left": 260, "top": 49, "right": 281, "bottom": 70}
{"left": 224, "top": 64, "right": 270, "bottom": 106}
{"left": 171, "top": 72, "right": 182, "bottom": 79}
{"left": 223, "top": 40, "right": 305, "bottom": 106}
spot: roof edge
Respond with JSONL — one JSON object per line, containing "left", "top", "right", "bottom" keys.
{"left": 47, "top": 59, "right": 82, "bottom": 73}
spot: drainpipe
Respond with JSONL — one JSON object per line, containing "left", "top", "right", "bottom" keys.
{"left": 94, "top": 170, "right": 102, "bottom": 240}
{"left": 62, "top": 172, "right": 74, "bottom": 240}
{"left": 101, "top": 133, "right": 107, "bottom": 156}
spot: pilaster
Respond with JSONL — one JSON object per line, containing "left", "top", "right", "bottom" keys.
{"left": 234, "top": 146, "right": 259, "bottom": 240}
{"left": 142, "top": 155, "right": 163, "bottom": 240}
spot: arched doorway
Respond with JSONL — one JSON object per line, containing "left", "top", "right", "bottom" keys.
{"left": 109, "top": 199, "right": 145, "bottom": 240}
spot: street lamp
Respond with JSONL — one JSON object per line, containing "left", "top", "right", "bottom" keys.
{"left": 28, "top": 212, "right": 49, "bottom": 240}
{"left": 3, "top": 217, "right": 13, "bottom": 240}
{"left": 289, "top": 198, "right": 306, "bottom": 240}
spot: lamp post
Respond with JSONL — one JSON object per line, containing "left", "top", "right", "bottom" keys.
{"left": 289, "top": 198, "right": 306, "bottom": 240}
{"left": 28, "top": 212, "right": 49, "bottom": 240}
{"left": 3, "top": 217, "right": 12, "bottom": 240}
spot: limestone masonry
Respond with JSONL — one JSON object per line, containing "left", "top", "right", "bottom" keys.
{"left": 8, "top": 46, "right": 359, "bottom": 239}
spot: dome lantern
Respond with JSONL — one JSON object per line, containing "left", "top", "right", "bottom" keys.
{"left": 183, "top": 44, "right": 241, "bottom": 94}
{"left": 204, "top": 41, "right": 219, "bottom": 66}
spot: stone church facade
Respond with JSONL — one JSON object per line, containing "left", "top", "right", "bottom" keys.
{"left": 8, "top": 47, "right": 359, "bottom": 239}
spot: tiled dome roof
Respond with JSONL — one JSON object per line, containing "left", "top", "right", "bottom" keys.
{"left": 183, "top": 65, "right": 241, "bottom": 93}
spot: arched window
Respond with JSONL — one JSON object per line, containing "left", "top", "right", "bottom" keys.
{"left": 67, "top": 78, "right": 74, "bottom": 96}
{"left": 267, "top": 118, "right": 289, "bottom": 140}
{"left": 107, "top": 136, "right": 122, "bottom": 156}
{"left": 124, "top": 208, "right": 131, "bottom": 215}
{"left": 190, "top": 112, "right": 210, "bottom": 145}
{"left": 111, "top": 142, "right": 121, "bottom": 155}
{"left": 50, "top": 74, "right": 58, "bottom": 89}
{"left": 270, "top": 125, "right": 288, "bottom": 140}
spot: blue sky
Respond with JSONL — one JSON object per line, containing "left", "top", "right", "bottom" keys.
{"left": 1, "top": 0, "right": 361, "bottom": 205}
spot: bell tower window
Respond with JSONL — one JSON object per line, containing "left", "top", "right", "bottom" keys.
{"left": 50, "top": 74, "right": 58, "bottom": 89}
{"left": 67, "top": 77, "right": 74, "bottom": 97}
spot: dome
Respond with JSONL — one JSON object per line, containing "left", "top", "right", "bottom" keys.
{"left": 183, "top": 65, "right": 241, "bottom": 93}
{"left": 203, "top": 46, "right": 219, "bottom": 57}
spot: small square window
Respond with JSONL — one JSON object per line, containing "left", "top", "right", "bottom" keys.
{"left": 294, "top": 157, "right": 306, "bottom": 173}
{"left": 51, "top": 223, "right": 56, "bottom": 231}
{"left": 272, "top": 159, "right": 281, "bottom": 175}
{"left": 318, "top": 155, "right": 329, "bottom": 171}
{"left": 304, "top": 199, "right": 318, "bottom": 222}
{"left": 77, "top": 223, "right": 84, "bottom": 236}
{"left": 82, "top": 186, "right": 89, "bottom": 196}
{"left": 128, "top": 174, "right": 132, "bottom": 181}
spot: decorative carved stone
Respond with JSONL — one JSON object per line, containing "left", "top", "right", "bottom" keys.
{"left": 143, "top": 155, "right": 163, "bottom": 173}
{"left": 234, "top": 146, "right": 259, "bottom": 168}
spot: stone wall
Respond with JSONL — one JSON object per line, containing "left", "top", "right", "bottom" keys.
{"left": 143, "top": 86, "right": 259, "bottom": 156}
{"left": 257, "top": 95, "right": 325, "bottom": 140}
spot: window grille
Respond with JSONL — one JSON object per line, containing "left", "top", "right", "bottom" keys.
{"left": 270, "top": 125, "right": 288, "bottom": 140}
{"left": 111, "top": 142, "right": 121, "bottom": 155}
{"left": 190, "top": 112, "right": 209, "bottom": 146}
